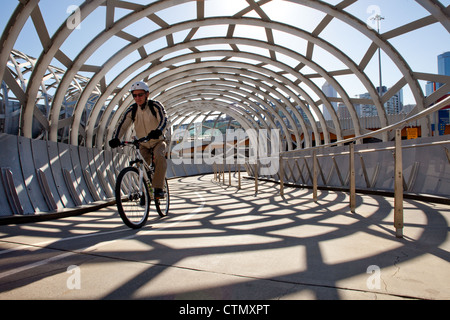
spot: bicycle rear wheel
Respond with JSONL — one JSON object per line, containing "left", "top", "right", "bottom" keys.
{"left": 115, "top": 167, "right": 150, "bottom": 229}
{"left": 154, "top": 178, "right": 170, "bottom": 217}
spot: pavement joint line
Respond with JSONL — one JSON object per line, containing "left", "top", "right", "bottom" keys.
{"left": 0, "top": 230, "right": 141, "bottom": 281}
{"left": 0, "top": 228, "right": 133, "bottom": 256}
{"left": 0, "top": 227, "right": 432, "bottom": 300}
{"left": 3, "top": 243, "right": 421, "bottom": 301}
{"left": 27, "top": 244, "right": 424, "bottom": 301}
{"left": 0, "top": 249, "right": 77, "bottom": 281}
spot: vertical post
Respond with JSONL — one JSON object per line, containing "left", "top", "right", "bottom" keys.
{"left": 394, "top": 129, "right": 404, "bottom": 238}
{"left": 349, "top": 143, "right": 356, "bottom": 213}
{"left": 223, "top": 164, "right": 226, "bottom": 185}
{"left": 238, "top": 162, "right": 241, "bottom": 190}
{"left": 444, "top": 147, "right": 450, "bottom": 164}
{"left": 279, "top": 156, "right": 284, "bottom": 197}
{"left": 254, "top": 161, "right": 259, "bottom": 194}
{"left": 228, "top": 164, "right": 231, "bottom": 187}
{"left": 313, "top": 150, "right": 318, "bottom": 202}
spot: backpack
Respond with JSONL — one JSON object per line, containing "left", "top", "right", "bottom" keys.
{"left": 131, "top": 100, "right": 157, "bottom": 122}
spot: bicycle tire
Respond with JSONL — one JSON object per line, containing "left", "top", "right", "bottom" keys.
{"left": 115, "top": 167, "right": 150, "bottom": 229}
{"left": 154, "top": 178, "right": 170, "bottom": 217}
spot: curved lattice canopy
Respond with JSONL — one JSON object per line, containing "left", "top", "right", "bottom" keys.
{"left": 1, "top": 0, "right": 449, "bottom": 149}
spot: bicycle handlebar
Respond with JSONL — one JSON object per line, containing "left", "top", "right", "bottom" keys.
{"left": 120, "top": 137, "right": 158, "bottom": 148}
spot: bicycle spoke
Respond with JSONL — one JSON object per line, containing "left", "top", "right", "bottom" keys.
{"left": 115, "top": 167, "right": 150, "bottom": 229}
{"left": 114, "top": 140, "right": 170, "bottom": 227}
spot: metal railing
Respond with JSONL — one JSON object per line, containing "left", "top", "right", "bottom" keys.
{"left": 213, "top": 96, "right": 450, "bottom": 239}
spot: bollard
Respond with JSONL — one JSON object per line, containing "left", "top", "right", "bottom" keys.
{"left": 254, "top": 162, "right": 259, "bottom": 194}
{"left": 279, "top": 156, "right": 284, "bottom": 197}
{"left": 238, "top": 163, "right": 241, "bottom": 190}
{"left": 394, "top": 129, "right": 404, "bottom": 238}
{"left": 349, "top": 143, "right": 356, "bottom": 213}
{"left": 313, "top": 150, "right": 318, "bottom": 202}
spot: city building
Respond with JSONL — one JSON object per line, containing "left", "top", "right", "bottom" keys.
{"left": 438, "top": 51, "right": 450, "bottom": 89}
{"left": 427, "top": 51, "right": 450, "bottom": 136}
{"left": 355, "top": 86, "right": 403, "bottom": 117}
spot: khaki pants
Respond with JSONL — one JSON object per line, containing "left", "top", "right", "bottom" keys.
{"left": 140, "top": 140, "right": 167, "bottom": 190}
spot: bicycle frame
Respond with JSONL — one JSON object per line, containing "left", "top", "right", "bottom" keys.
{"left": 122, "top": 139, "right": 155, "bottom": 197}
{"left": 115, "top": 137, "right": 169, "bottom": 228}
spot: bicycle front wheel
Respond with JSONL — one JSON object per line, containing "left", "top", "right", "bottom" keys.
{"left": 115, "top": 167, "right": 150, "bottom": 229}
{"left": 155, "top": 178, "right": 170, "bottom": 217}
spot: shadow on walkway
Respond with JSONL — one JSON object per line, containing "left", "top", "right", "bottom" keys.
{"left": 0, "top": 175, "right": 449, "bottom": 300}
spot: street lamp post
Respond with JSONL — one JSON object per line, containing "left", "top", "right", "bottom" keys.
{"left": 372, "top": 14, "right": 385, "bottom": 96}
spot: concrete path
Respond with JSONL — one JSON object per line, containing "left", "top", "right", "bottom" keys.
{"left": 0, "top": 175, "right": 449, "bottom": 300}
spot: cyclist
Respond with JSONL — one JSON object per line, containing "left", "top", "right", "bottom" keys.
{"left": 109, "top": 81, "right": 168, "bottom": 199}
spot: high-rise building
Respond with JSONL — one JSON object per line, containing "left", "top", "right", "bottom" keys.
{"left": 357, "top": 91, "right": 378, "bottom": 117}
{"left": 436, "top": 51, "right": 450, "bottom": 135}
{"left": 385, "top": 88, "right": 403, "bottom": 115}
{"left": 426, "top": 51, "right": 449, "bottom": 94}
{"left": 426, "top": 81, "right": 437, "bottom": 96}
{"left": 355, "top": 86, "right": 403, "bottom": 116}
{"left": 438, "top": 51, "right": 450, "bottom": 78}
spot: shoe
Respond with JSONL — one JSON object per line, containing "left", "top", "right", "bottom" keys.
{"left": 154, "top": 188, "right": 165, "bottom": 199}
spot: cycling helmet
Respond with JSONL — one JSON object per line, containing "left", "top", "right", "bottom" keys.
{"left": 130, "top": 81, "right": 149, "bottom": 92}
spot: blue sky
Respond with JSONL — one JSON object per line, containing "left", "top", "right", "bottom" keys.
{"left": 1, "top": 0, "right": 449, "bottom": 105}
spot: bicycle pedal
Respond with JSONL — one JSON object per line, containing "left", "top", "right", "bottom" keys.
{"left": 154, "top": 192, "right": 165, "bottom": 200}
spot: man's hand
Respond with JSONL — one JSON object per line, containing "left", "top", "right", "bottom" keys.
{"left": 109, "top": 138, "right": 121, "bottom": 149}
{"left": 147, "top": 129, "right": 162, "bottom": 140}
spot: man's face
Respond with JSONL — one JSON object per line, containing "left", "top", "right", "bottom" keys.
{"left": 132, "top": 90, "right": 149, "bottom": 106}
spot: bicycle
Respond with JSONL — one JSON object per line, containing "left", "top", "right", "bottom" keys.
{"left": 115, "top": 137, "right": 170, "bottom": 229}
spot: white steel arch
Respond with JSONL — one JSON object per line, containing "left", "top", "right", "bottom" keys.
{"left": 1, "top": 0, "right": 449, "bottom": 150}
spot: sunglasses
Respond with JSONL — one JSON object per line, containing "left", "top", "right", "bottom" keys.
{"left": 133, "top": 93, "right": 147, "bottom": 98}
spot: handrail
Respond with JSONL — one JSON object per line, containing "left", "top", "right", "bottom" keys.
{"left": 282, "top": 139, "right": 450, "bottom": 159}
{"left": 247, "top": 96, "right": 450, "bottom": 239}
{"left": 281, "top": 95, "right": 450, "bottom": 156}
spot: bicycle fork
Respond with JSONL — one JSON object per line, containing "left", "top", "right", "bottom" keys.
{"left": 138, "top": 167, "right": 154, "bottom": 200}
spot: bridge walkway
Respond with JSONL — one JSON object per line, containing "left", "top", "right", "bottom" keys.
{"left": 0, "top": 175, "right": 449, "bottom": 300}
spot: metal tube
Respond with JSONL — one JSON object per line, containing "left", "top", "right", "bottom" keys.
{"left": 254, "top": 162, "right": 258, "bottom": 195}
{"left": 238, "top": 162, "right": 241, "bottom": 190}
{"left": 281, "top": 96, "right": 450, "bottom": 156}
{"left": 313, "top": 150, "right": 318, "bottom": 202}
{"left": 280, "top": 156, "right": 284, "bottom": 197}
{"left": 349, "top": 143, "right": 356, "bottom": 213}
{"left": 394, "top": 129, "right": 404, "bottom": 238}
